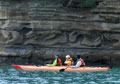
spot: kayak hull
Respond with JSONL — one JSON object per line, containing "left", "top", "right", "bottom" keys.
{"left": 12, "top": 65, "right": 110, "bottom": 72}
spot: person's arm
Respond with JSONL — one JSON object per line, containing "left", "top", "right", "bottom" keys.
{"left": 47, "top": 60, "right": 57, "bottom": 66}
{"left": 70, "top": 61, "right": 81, "bottom": 68}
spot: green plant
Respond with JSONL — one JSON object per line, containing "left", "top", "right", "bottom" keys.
{"left": 77, "top": 0, "right": 96, "bottom": 8}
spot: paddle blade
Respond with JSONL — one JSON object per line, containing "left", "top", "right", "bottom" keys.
{"left": 59, "top": 69, "right": 66, "bottom": 72}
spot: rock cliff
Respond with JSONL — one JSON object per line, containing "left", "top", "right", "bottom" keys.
{"left": 0, "top": 0, "right": 120, "bottom": 66}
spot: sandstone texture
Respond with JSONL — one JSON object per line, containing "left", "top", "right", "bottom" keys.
{"left": 0, "top": 0, "right": 120, "bottom": 66}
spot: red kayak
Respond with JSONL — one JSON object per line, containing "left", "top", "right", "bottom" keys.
{"left": 12, "top": 65, "right": 110, "bottom": 72}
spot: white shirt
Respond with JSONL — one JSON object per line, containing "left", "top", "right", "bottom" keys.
{"left": 70, "top": 58, "right": 82, "bottom": 68}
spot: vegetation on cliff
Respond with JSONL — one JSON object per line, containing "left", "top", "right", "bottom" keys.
{"left": 38, "top": 0, "right": 98, "bottom": 8}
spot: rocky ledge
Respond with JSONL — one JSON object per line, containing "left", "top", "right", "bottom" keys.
{"left": 0, "top": 0, "right": 120, "bottom": 66}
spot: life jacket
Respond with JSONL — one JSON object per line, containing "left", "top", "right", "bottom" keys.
{"left": 66, "top": 58, "right": 72, "bottom": 66}
{"left": 57, "top": 58, "right": 62, "bottom": 66}
{"left": 66, "top": 58, "right": 72, "bottom": 61}
{"left": 80, "top": 58, "right": 85, "bottom": 66}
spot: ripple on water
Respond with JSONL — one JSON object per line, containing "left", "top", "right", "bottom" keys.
{"left": 0, "top": 66, "right": 120, "bottom": 84}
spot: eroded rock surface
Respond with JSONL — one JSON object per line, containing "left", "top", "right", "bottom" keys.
{"left": 0, "top": 0, "right": 120, "bottom": 66}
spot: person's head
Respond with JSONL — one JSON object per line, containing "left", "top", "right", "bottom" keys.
{"left": 66, "top": 55, "right": 71, "bottom": 59}
{"left": 55, "top": 55, "right": 59, "bottom": 59}
{"left": 77, "top": 55, "right": 81, "bottom": 59}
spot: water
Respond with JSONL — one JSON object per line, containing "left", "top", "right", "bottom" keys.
{"left": 0, "top": 66, "right": 120, "bottom": 84}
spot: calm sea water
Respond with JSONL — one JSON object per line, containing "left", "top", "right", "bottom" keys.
{"left": 0, "top": 65, "right": 120, "bottom": 84}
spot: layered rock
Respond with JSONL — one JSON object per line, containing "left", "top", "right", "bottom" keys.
{"left": 0, "top": 0, "right": 120, "bottom": 66}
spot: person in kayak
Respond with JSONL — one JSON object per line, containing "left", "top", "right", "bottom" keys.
{"left": 47, "top": 55, "right": 62, "bottom": 66}
{"left": 64, "top": 55, "right": 73, "bottom": 66}
{"left": 70, "top": 54, "right": 85, "bottom": 68}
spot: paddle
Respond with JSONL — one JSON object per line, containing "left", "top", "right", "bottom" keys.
{"left": 59, "top": 67, "right": 69, "bottom": 72}
{"left": 109, "top": 55, "right": 113, "bottom": 69}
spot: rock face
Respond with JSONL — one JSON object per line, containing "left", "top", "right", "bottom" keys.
{"left": 0, "top": 0, "right": 120, "bottom": 66}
